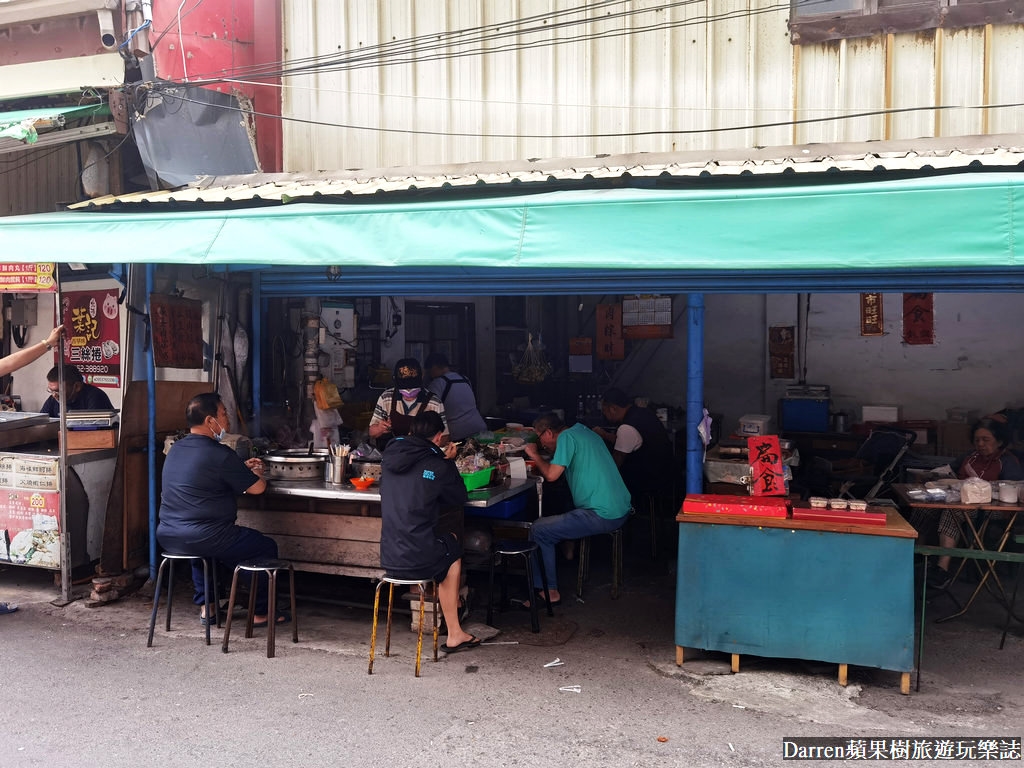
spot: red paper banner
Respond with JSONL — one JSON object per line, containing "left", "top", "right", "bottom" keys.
{"left": 595, "top": 303, "right": 624, "bottom": 360}
{"left": 902, "top": 293, "right": 934, "bottom": 345}
{"left": 747, "top": 435, "right": 786, "bottom": 496}
{"left": 61, "top": 289, "right": 121, "bottom": 388}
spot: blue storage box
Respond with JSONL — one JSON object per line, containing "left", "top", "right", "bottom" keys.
{"left": 465, "top": 492, "right": 530, "bottom": 520}
{"left": 780, "top": 397, "right": 830, "bottom": 432}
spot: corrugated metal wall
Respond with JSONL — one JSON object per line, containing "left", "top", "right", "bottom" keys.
{"left": 281, "top": 1, "right": 1024, "bottom": 171}
{"left": 0, "top": 144, "right": 82, "bottom": 217}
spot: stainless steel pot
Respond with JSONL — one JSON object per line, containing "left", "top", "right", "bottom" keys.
{"left": 263, "top": 448, "right": 328, "bottom": 481}
{"left": 349, "top": 458, "right": 382, "bottom": 480}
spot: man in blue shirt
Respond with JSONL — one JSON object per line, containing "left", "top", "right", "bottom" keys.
{"left": 41, "top": 364, "right": 113, "bottom": 417}
{"left": 157, "top": 393, "right": 281, "bottom": 627}
{"left": 523, "top": 412, "right": 632, "bottom": 607}
{"left": 424, "top": 353, "right": 487, "bottom": 441}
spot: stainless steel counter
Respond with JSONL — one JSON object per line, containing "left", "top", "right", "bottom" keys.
{"left": 265, "top": 476, "right": 539, "bottom": 508}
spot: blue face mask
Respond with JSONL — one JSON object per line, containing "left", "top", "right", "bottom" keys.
{"left": 210, "top": 417, "right": 227, "bottom": 442}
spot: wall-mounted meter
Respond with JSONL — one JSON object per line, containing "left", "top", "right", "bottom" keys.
{"left": 320, "top": 301, "right": 357, "bottom": 389}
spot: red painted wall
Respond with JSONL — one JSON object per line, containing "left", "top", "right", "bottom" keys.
{"left": 150, "top": 0, "right": 281, "bottom": 171}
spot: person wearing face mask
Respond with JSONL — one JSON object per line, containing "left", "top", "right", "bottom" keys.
{"left": 156, "top": 393, "right": 284, "bottom": 628}
{"left": 368, "top": 358, "right": 448, "bottom": 450}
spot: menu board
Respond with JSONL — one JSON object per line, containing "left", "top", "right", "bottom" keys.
{"left": 61, "top": 289, "right": 122, "bottom": 388}
{"left": 0, "top": 263, "right": 56, "bottom": 292}
{"left": 150, "top": 294, "right": 204, "bottom": 369}
{"left": 0, "top": 455, "right": 61, "bottom": 569}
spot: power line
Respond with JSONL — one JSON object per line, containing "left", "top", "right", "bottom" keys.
{"left": 151, "top": 87, "right": 1024, "bottom": 141}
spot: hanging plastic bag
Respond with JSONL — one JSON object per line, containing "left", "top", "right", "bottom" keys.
{"left": 513, "top": 333, "right": 553, "bottom": 384}
{"left": 313, "top": 378, "right": 344, "bottom": 410}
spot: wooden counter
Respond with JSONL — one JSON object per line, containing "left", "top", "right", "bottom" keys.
{"left": 674, "top": 508, "right": 916, "bottom": 693}
{"left": 237, "top": 477, "right": 539, "bottom": 580}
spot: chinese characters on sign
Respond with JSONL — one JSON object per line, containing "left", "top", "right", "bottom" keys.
{"left": 0, "top": 262, "right": 56, "bottom": 291}
{"left": 769, "top": 325, "right": 795, "bottom": 379}
{"left": 859, "top": 293, "right": 884, "bottom": 336}
{"left": 748, "top": 435, "right": 785, "bottom": 496}
{"left": 595, "top": 303, "right": 625, "bottom": 360}
{"left": 902, "top": 292, "right": 935, "bottom": 345}
{"left": 61, "top": 290, "right": 121, "bottom": 388}
{"left": 150, "top": 294, "right": 204, "bottom": 369}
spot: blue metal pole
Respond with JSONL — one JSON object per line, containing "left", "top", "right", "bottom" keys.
{"left": 252, "top": 271, "right": 262, "bottom": 437}
{"left": 147, "top": 264, "right": 158, "bottom": 580}
{"left": 685, "top": 293, "right": 705, "bottom": 495}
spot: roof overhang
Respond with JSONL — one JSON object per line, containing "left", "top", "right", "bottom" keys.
{"left": 3, "top": 173, "right": 1023, "bottom": 293}
{"left": 0, "top": 53, "right": 124, "bottom": 101}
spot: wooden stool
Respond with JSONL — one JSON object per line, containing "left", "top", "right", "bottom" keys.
{"left": 221, "top": 559, "right": 298, "bottom": 659}
{"left": 368, "top": 576, "right": 438, "bottom": 677}
{"left": 577, "top": 527, "right": 624, "bottom": 600}
{"left": 487, "top": 539, "right": 553, "bottom": 633}
{"left": 147, "top": 552, "right": 220, "bottom": 647}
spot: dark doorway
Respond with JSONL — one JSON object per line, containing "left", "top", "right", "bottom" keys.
{"left": 404, "top": 302, "right": 477, "bottom": 380}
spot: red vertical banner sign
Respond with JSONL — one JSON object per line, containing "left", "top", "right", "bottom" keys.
{"left": 902, "top": 293, "right": 934, "bottom": 345}
{"left": 595, "top": 303, "right": 625, "bottom": 360}
{"left": 747, "top": 435, "right": 786, "bottom": 496}
{"left": 61, "top": 290, "right": 121, "bottom": 388}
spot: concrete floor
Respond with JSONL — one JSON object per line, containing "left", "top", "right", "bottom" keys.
{"left": 1, "top": 537, "right": 1022, "bottom": 768}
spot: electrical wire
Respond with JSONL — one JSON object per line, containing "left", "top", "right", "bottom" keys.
{"left": 153, "top": 86, "right": 1024, "bottom": 141}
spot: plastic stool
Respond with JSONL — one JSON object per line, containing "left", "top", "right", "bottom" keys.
{"left": 637, "top": 493, "right": 673, "bottom": 560}
{"left": 221, "top": 559, "right": 298, "bottom": 659}
{"left": 487, "top": 539, "right": 554, "bottom": 633}
{"left": 368, "top": 576, "right": 438, "bottom": 677}
{"left": 576, "top": 527, "right": 624, "bottom": 600}
{"left": 147, "top": 552, "right": 220, "bottom": 647}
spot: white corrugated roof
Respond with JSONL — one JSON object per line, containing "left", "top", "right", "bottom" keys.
{"left": 72, "top": 133, "right": 1024, "bottom": 209}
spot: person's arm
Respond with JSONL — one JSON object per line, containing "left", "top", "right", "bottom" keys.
{"left": 368, "top": 392, "right": 392, "bottom": 438}
{"left": 523, "top": 442, "right": 566, "bottom": 482}
{"left": 242, "top": 457, "right": 267, "bottom": 494}
{"left": 610, "top": 424, "right": 642, "bottom": 469}
{"left": 0, "top": 327, "right": 61, "bottom": 377}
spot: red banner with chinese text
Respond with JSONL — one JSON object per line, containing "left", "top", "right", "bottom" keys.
{"left": 747, "top": 435, "right": 786, "bottom": 496}
{"left": 61, "top": 289, "right": 121, "bottom": 388}
{"left": 902, "top": 293, "right": 934, "bottom": 345}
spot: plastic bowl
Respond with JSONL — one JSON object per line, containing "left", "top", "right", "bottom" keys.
{"left": 349, "top": 477, "right": 377, "bottom": 491}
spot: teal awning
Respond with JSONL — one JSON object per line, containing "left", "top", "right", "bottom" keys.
{"left": 0, "top": 103, "right": 110, "bottom": 143}
{"left": 1, "top": 172, "right": 1021, "bottom": 276}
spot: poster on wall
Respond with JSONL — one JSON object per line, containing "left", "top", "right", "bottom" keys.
{"left": 150, "top": 294, "right": 204, "bottom": 369}
{"left": 902, "top": 293, "right": 935, "bottom": 345}
{"left": 0, "top": 263, "right": 56, "bottom": 292}
{"left": 61, "top": 289, "right": 121, "bottom": 388}
{"left": 768, "top": 326, "right": 795, "bottom": 379}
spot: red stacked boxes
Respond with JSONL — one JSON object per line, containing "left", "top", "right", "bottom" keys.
{"left": 681, "top": 494, "right": 789, "bottom": 519}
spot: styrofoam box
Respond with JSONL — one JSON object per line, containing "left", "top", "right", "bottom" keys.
{"left": 862, "top": 405, "right": 901, "bottom": 422}
{"left": 738, "top": 414, "right": 773, "bottom": 436}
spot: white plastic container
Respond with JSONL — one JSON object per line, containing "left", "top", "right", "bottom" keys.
{"left": 738, "top": 414, "right": 773, "bottom": 436}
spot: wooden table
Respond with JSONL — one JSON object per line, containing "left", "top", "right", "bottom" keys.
{"left": 892, "top": 483, "right": 1023, "bottom": 621}
{"left": 674, "top": 508, "right": 916, "bottom": 694}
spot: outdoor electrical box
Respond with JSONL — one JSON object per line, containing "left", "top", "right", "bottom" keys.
{"left": 320, "top": 301, "right": 357, "bottom": 389}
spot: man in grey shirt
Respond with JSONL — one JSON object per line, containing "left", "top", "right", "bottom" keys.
{"left": 425, "top": 353, "right": 487, "bottom": 441}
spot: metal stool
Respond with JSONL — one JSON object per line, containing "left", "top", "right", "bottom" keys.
{"left": 576, "top": 527, "right": 624, "bottom": 600}
{"left": 221, "top": 559, "right": 298, "bottom": 659}
{"left": 147, "top": 552, "right": 220, "bottom": 647}
{"left": 368, "top": 576, "right": 438, "bottom": 677}
{"left": 487, "top": 539, "right": 553, "bottom": 633}
{"left": 999, "top": 534, "right": 1024, "bottom": 650}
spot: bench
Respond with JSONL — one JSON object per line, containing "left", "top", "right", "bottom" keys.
{"left": 914, "top": 541, "right": 1024, "bottom": 691}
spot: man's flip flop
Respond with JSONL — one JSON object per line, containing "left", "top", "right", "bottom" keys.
{"left": 442, "top": 636, "right": 481, "bottom": 654}
{"left": 252, "top": 612, "right": 290, "bottom": 628}
{"left": 0, "top": 602, "right": 18, "bottom": 615}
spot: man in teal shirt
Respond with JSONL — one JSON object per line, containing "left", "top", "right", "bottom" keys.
{"left": 523, "top": 412, "right": 632, "bottom": 606}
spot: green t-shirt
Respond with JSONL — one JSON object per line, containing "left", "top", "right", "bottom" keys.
{"left": 551, "top": 423, "right": 632, "bottom": 519}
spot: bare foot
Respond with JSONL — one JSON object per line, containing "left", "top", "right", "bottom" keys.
{"left": 521, "top": 589, "right": 561, "bottom": 609}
